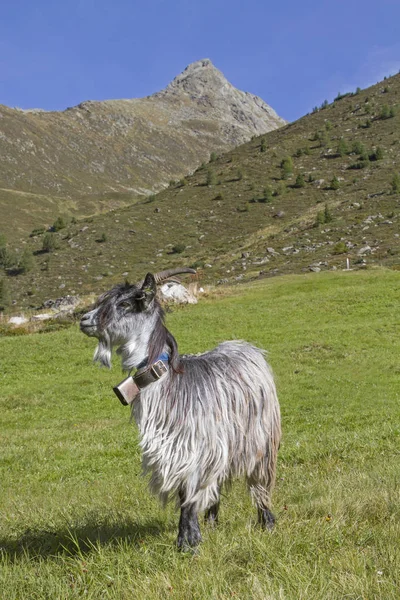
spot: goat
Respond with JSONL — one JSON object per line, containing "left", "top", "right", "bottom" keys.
{"left": 80, "top": 268, "right": 281, "bottom": 550}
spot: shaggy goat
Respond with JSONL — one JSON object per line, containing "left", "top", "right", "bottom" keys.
{"left": 80, "top": 269, "right": 281, "bottom": 549}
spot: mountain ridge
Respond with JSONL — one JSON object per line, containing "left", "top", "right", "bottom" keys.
{"left": 0, "top": 59, "right": 285, "bottom": 238}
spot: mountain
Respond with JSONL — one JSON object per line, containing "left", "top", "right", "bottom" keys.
{"left": 3, "top": 73, "right": 400, "bottom": 310}
{"left": 0, "top": 59, "right": 285, "bottom": 238}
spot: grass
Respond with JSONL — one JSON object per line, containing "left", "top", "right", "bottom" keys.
{"left": 1, "top": 269, "right": 400, "bottom": 598}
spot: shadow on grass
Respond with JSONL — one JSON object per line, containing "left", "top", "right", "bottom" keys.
{"left": 0, "top": 516, "right": 167, "bottom": 560}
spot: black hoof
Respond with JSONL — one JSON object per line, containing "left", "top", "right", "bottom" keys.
{"left": 177, "top": 530, "right": 202, "bottom": 552}
{"left": 258, "top": 508, "right": 276, "bottom": 530}
{"left": 204, "top": 504, "right": 219, "bottom": 527}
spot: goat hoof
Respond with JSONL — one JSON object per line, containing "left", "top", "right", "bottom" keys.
{"left": 177, "top": 531, "right": 202, "bottom": 552}
{"left": 258, "top": 508, "right": 276, "bottom": 530}
{"left": 204, "top": 515, "right": 219, "bottom": 528}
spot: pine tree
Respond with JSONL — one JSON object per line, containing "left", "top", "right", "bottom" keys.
{"left": 281, "top": 156, "right": 293, "bottom": 179}
{"left": 324, "top": 204, "right": 333, "bottom": 223}
{"left": 294, "top": 174, "right": 306, "bottom": 188}
{"left": 260, "top": 187, "right": 273, "bottom": 203}
{"left": 337, "top": 138, "right": 348, "bottom": 157}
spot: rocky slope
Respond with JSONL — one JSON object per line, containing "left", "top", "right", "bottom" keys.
{"left": 2, "top": 72, "right": 400, "bottom": 310}
{"left": 0, "top": 59, "right": 285, "bottom": 237}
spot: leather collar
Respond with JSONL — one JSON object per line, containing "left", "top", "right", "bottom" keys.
{"left": 134, "top": 357, "right": 169, "bottom": 389}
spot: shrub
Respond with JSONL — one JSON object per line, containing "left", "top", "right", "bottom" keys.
{"left": 236, "top": 169, "right": 243, "bottom": 181}
{"left": 209, "top": 152, "right": 218, "bottom": 162}
{"left": 294, "top": 148, "right": 303, "bottom": 157}
{"left": 177, "top": 178, "right": 188, "bottom": 187}
{"left": 19, "top": 249, "right": 34, "bottom": 273}
{"left": 379, "top": 104, "right": 391, "bottom": 119}
{"left": 369, "top": 147, "right": 384, "bottom": 161}
{"left": 30, "top": 227, "right": 46, "bottom": 237}
{"left": 349, "top": 160, "right": 368, "bottom": 170}
{"left": 333, "top": 241, "right": 347, "bottom": 254}
{"left": 355, "top": 87, "right": 361, "bottom": 94}
{"left": 213, "top": 193, "right": 223, "bottom": 201}
{"left": 320, "top": 99, "right": 329, "bottom": 109}
{"left": 303, "top": 146, "right": 311, "bottom": 155}
{"left": 391, "top": 173, "right": 400, "bottom": 194}
{"left": 274, "top": 182, "right": 286, "bottom": 196}
{"left": 52, "top": 216, "right": 67, "bottom": 232}
{"left": 315, "top": 211, "right": 325, "bottom": 227}
{"left": 325, "top": 121, "right": 333, "bottom": 131}
{"left": 294, "top": 174, "right": 306, "bottom": 188}
{"left": 352, "top": 141, "right": 366, "bottom": 155}
{"left": 42, "top": 233, "right": 59, "bottom": 253}
{"left": 0, "top": 234, "right": 7, "bottom": 248}
{"left": 260, "top": 138, "right": 267, "bottom": 152}
{"left": 330, "top": 176, "right": 340, "bottom": 190}
{"left": 0, "top": 247, "right": 18, "bottom": 269}
{"left": 206, "top": 169, "right": 217, "bottom": 186}
{"left": 99, "top": 233, "right": 107, "bottom": 243}
{"left": 171, "top": 244, "right": 186, "bottom": 254}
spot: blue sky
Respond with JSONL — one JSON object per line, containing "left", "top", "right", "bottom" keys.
{"left": 1, "top": 0, "right": 400, "bottom": 121}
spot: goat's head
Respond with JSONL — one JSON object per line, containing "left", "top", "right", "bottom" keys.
{"left": 80, "top": 268, "right": 195, "bottom": 369}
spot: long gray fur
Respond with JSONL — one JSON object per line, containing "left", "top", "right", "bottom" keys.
{"left": 80, "top": 273, "right": 281, "bottom": 545}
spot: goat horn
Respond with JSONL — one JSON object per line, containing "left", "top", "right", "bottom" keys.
{"left": 153, "top": 267, "right": 197, "bottom": 283}
{"left": 136, "top": 267, "right": 196, "bottom": 288}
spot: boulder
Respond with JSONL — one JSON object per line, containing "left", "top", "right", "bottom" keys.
{"left": 159, "top": 282, "right": 197, "bottom": 304}
{"left": 8, "top": 316, "right": 28, "bottom": 326}
{"left": 42, "top": 295, "right": 80, "bottom": 310}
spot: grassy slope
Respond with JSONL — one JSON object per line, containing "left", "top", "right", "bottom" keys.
{"left": 1, "top": 270, "right": 399, "bottom": 599}
{"left": 4, "top": 73, "right": 400, "bottom": 309}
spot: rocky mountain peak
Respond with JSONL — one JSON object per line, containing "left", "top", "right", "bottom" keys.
{"left": 157, "top": 58, "right": 286, "bottom": 135}
{"left": 162, "top": 59, "right": 228, "bottom": 97}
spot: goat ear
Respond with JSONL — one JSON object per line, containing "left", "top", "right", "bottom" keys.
{"left": 140, "top": 273, "right": 156, "bottom": 309}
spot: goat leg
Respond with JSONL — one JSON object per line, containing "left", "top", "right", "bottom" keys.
{"left": 204, "top": 501, "right": 220, "bottom": 527}
{"left": 177, "top": 491, "right": 202, "bottom": 551}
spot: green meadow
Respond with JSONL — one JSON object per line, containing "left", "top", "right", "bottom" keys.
{"left": 1, "top": 269, "right": 399, "bottom": 599}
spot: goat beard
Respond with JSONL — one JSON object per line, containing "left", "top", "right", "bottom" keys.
{"left": 93, "top": 332, "right": 112, "bottom": 368}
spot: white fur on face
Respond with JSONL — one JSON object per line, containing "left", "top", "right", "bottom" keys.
{"left": 90, "top": 309, "right": 159, "bottom": 370}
